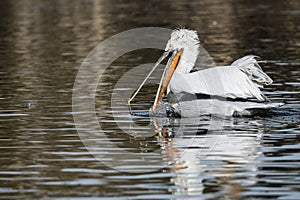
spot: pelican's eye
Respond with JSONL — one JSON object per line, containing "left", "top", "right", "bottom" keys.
{"left": 165, "top": 43, "right": 173, "bottom": 52}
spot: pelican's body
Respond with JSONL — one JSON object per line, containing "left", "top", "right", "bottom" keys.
{"left": 170, "top": 63, "right": 266, "bottom": 101}
{"left": 129, "top": 28, "right": 283, "bottom": 117}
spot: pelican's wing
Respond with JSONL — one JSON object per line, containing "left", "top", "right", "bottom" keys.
{"left": 169, "top": 56, "right": 272, "bottom": 101}
{"left": 231, "top": 55, "right": 272, "bottom": 87}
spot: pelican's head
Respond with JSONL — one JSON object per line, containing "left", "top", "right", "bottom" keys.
{"left": 164, "top": 28, "right": 200, "bottom": 73}
{"left": 128, "top": 28, "right": 200, "bottom": 112}
{"left": 151, "top": 29, "right": 200, "bottom": 111}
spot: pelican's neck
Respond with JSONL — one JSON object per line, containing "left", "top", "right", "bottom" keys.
{"left": 175, "top": 45, "right": 199, "bottom": 74}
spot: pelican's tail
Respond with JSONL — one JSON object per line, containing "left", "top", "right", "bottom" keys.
{"left": 231, "top": 55, "right": 273, "bottom": 88}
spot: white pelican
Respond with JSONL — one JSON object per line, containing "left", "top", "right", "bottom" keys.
{"left": 128, "top": 28, "right": 283, "bottom": 117}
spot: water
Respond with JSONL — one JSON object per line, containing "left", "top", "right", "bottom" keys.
{"left": 0, "top": 0, "right": 299, "bottom": 199}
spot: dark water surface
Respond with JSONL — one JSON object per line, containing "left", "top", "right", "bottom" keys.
{"left": 0, "top": 0, "right": 299, "bottom": 199}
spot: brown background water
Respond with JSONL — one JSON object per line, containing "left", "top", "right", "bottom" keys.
{"left": 0, "top": 0, "right": 299, "bottom": 199}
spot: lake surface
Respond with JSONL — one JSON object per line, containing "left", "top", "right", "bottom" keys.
{"left": 0, "top": 0, "right": 299, "bottom": 199}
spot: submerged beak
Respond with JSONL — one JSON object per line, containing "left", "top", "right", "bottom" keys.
{"left": 152, "top": 48, "right": 184, "bottom": 111}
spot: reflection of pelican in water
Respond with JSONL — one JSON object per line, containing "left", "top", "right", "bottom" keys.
{"left": 129, "top": 28, "right": 283, "bottom": 117}
{"left": 154, "top": 117, "right": 261, "bottom": 198}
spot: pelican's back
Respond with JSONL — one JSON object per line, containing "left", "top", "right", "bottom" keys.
{"left": 169, "top": 55, "right": 272, "bottom": 101}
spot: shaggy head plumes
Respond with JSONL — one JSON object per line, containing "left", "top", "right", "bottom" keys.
{"left": 165, "top": 28, "right": 200, "bottom": 73}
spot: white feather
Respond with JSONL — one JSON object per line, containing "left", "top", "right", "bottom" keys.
{"left": 172, "top": 100, "right": 283, "bottom": 117}
{"left": 165, "top": 29, "right": 200, "bottom": 74}
{"left": 166, "top": 29, "right": 273, "bottom": 101}
{"left": 169, "top": 65, "right": 266, "bottom": 101}
{"left": 231, "top": 55, "right": 273, "bottom": 87}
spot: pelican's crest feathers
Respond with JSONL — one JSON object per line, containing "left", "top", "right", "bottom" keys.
{"left": 166, "top": 29, "right": 200, "bottom": 73}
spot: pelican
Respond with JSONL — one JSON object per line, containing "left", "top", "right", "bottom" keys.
{"left": 128, "top": 28, "right": 283, "bottom": 117}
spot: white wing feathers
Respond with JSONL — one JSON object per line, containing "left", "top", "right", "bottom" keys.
{"left": 169, "top": 56, "right": 272, "bottom": 101}
{"left": 231, "top": 55, "right": 273, "bottom": 87}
